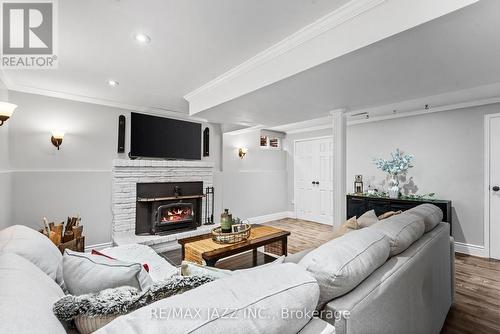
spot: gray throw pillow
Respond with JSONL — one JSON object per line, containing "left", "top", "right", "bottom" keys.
{"left": 63, "top": 250, "right": 153, "bottom": 295}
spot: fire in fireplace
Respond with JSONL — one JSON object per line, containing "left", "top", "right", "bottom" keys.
{"left": 157, "top": 203, "right": 193, "bottom": 224}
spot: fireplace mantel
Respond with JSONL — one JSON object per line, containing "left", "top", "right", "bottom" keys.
{"left": 111, "top": 159, "right": 214, "bottom": 252}
{"left": 113, "top": 159, "right": 214, "bottom": 168}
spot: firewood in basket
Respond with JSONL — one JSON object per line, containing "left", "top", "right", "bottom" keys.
{"left": 72, "top": 225, "right": 83, "bottom": 239}
{"left": 49, "top": 223, "right": 63, "bottom": 246}
{"left": 42, "top": 217, "right": 50, "bottom": 236}
{"left": 63, "top": 229, "right": 74, "bottom": 243}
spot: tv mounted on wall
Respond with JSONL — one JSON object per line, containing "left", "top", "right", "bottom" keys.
{"left": 130, "top": 112, "right": 201, "bottom": 160}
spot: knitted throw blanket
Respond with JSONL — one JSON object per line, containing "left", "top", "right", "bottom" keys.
{"left": 53, "top": 275, "right": 214, "bottom": 321}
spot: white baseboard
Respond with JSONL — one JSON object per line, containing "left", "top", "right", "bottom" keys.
{"left": 454, "top": 241, "right": 487, "bottom": 258}
{"left": 247, "top": 211, "right": 292, "bottom": 224}
{"left": 85, "top": 242, "right": 113, "bottom": 253}
{"left": 285, "top": 211, "right": 297, "bottom": 219}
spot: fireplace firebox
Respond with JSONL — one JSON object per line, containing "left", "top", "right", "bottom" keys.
{"left": 156, "top": 203, "right": 193, "bottom": 225}
{"left": 135, "top": 181, "right": 203, "bottom": 235}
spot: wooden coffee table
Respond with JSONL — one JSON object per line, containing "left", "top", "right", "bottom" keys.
{"left": 178, "top": 224, "right": 290, "bottom": 267}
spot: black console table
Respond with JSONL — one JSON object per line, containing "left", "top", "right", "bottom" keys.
{"left": 347, "top": 194, "right": 452, "bottom": 234}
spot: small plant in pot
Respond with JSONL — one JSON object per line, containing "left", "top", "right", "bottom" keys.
{"left": 373, "top": 149, "right": 414, "bottom": 199}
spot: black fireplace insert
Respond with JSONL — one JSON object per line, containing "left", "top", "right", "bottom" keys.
{"left": 135, "top": 181, "right": 203, "bottom": 235}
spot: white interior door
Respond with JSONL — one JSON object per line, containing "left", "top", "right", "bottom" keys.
{"left": 295, "top": 137, "right": 333, "bottom": 225}
{"left": 488, "top": 115, "right": 500, "bottom": 260}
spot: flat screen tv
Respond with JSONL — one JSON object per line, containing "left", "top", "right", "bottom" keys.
{"left": 130, "top": 112, "right": 201, "bottom": 160}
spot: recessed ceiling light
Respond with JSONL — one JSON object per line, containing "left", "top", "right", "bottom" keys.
{"left": 107, "top": 80, "right": 119, "bottom": 87}
{"left": 134, "top": 33, "right": 151, "bottom": 44}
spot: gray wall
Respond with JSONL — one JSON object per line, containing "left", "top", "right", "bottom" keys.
{"left": 285, "top": 105, "right": 500, "bottom": 247}
{"left": 6, "top": 91, "right": 223, "bottom": 246}
{"left": 221, "top": 130, "right": 288, "bottom": 218}
{"left": 0, "top": 80, "right": 11, "bottom": 230}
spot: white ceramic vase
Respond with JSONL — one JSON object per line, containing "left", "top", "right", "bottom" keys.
{"left": 388, "top": 177, "right": 399, "bottom": 199}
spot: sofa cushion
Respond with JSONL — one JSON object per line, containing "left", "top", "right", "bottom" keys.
{"left": 406, "top": 204, "right": 443, "bottom": 232}
{"left": 0, "top": 253, "right": 66, "bottom": 334}
{"left": 97, "top": 263, "right": 319, "bottom": 334}
{"left": 370, "top": 212, "right": 425, "bottom": 256}
{"left": 63, "top": 249, "right": 153, "bottom": 295}
{"left": 0, "top": 225, "right": 64, "bottom": 287}
{"left": 298, "top": 228, "right": 390, "bottom": 308}
{"left": 357, "top": 210, "right": 379, "bottom": 228}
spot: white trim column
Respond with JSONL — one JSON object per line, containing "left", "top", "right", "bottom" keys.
{"left": 331, "top": 109, "right": 347, "bottom": 228}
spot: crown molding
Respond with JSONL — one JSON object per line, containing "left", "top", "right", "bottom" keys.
{"left": 270, "top": 83, "right": 500, "bottom": 134}
{"left": 347, "top": 82, "right": 500, "bottom": 125}
{"left": 184, "top": 0, "right": 478, "bottom": 115}
{"left": 0, "top": 71, "right": 209, "bottom": 123}
{"left": 348, "top": 95, "right": 500, "bottom": 126}
{"left": 184, "top": 0, "right": 387, "bottom": 102}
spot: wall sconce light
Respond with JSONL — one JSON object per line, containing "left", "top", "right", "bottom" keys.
{"left": 238, "top": 147, "right": 248, "bottom": 159}
{"left": 51, "top": 130, "right": 65, "bottom": 150}
{"left": 0, "top": 102, "right": 18, "bottom": 126}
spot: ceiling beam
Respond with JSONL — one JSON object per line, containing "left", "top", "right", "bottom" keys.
{"left": 185, "top": 0, "right": 479, "bottom": 115}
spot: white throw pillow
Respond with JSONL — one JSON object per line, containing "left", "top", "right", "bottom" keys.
{"left": 63, "top": 250, "right": 153, "bottom": 295}
{"left": 100, "top": 244, "right": 178, "bottom": 281}
{"left": 181, "top": 255, "right": 286, "bottom": 278}
{"left": 0, "top": 225, "right": 64, "bottom": 288}
{"left": 370, "top": 212, "right": 425, "bottom": 256}
{"left": 0, "top": 253, "right": 66, "bottom": 334}
{"left": 299, "top": 228, "right": 390, "bottom": 307}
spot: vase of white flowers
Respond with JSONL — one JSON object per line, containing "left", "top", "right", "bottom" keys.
{"left": 388, "top": 178, "right": 400, "bottom": 199}
{"left": 374, "top": 149, "right": 414, "bottom": 199}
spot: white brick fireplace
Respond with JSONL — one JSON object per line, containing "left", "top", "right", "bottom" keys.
{"left": 111, "top": 159, "right": 216, "bottom": 252}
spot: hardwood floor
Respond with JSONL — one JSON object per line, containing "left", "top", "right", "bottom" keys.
{"left": 442, "top": 254, "right": 500, "bottom": 334}
{"left": 163, "top": 218, "right": 500, "bottom": 333}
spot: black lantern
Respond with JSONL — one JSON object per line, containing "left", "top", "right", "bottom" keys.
{"left": 354, "top": 175, "right": 364, "bottom": 194}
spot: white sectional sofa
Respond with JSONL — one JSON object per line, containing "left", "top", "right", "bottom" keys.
{"left": 285, "top": 204, "right": 454, "bottom": 334}
{"left": 0, "top": 204, "right": 453, "bottom": 334}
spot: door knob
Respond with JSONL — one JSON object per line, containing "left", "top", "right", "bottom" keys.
{"left": 316, "top": 181, "right": 320, "bottom": 185}
{"left": 493, "top": 186, "right": 500, "bottom": 192}
{"left": 311, "top": 181, "right": 315, "bottom": 185}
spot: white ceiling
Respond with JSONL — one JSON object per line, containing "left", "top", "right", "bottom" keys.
{"left": 195, "top": 0, "right": 500, "bottom": 127}
{"left": 1, "top": 0, "right": 350, "bottom": 114}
